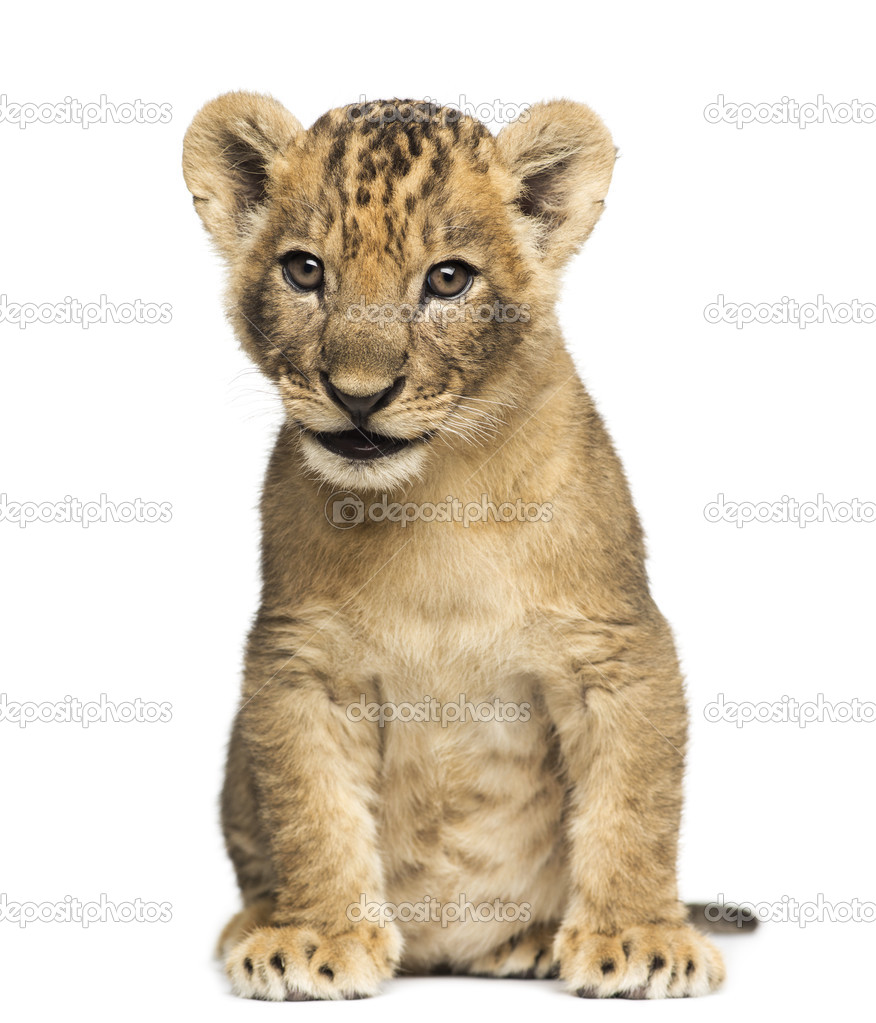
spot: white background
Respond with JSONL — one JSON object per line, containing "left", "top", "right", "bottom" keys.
{"left": 1, "top": 1, "right": 874, "bottom": 1019}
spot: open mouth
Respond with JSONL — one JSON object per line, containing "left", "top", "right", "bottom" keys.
{"left": 312, "top": 428, "right": 425, "bottom": 461}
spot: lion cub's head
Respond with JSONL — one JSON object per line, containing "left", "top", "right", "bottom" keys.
{"left": 183, "top": 94, "right": 614, "bottom": 490}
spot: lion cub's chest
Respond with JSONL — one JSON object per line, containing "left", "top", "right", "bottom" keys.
{"left": 329, "top": 535, "right": 570, "bottom": 962}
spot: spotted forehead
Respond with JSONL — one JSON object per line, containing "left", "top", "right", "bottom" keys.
{"left": 308, "top": 100, "right": 493, "bottom": 176}
{"left": 274, "top": 100, "right": 504, "bottom": 263}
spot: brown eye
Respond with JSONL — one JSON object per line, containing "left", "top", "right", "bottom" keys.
{"left": 282, "top": 251, "right": 324, "bottom": 291}
{"left": 425, "top": 260, "right": 475, "bottom": 299}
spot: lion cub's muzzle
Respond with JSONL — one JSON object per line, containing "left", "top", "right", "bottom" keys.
{"left": 314, "top": 372, "right": 429, "bottom": 461}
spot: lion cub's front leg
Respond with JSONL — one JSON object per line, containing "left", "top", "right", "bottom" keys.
{"left": 221, "top": 621, "right": 400, "bottom": 1000}
{"left": 546, "top": 614, "right": 725, "bottom": 999}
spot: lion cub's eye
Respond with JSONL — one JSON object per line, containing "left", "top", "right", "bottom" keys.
{"left": 281, "top": 251, "right": 324, "bottom": 292}
{"left": 425, "top": 260, "right": 475, "bottom": 299}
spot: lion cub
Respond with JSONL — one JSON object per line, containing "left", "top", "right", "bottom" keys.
{"left": 183, "top": 93, "right": 725, "bottom": 1000}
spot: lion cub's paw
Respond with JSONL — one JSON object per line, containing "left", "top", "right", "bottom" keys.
{"left": 225, "top": 921, "right": 401, "bottom": 1001}
{"left": 466, "top": 923, "right": 559, "bottom": 979}
{"left": 555, "top": 922, "right": 725, "bottom": 999}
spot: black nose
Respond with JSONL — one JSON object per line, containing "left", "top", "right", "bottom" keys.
{"left": 322, "top": 375, "right": 405, "bottom": 425}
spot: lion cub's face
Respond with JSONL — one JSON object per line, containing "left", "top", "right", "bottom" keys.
{"left": 183, "top": 95, "right": 615, "bottom": 490}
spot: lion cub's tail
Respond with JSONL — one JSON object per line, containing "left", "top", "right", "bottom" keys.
{"left": 686, "top": 901, "right": 759, "bottom": 934}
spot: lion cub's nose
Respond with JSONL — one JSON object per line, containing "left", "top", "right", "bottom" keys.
{"left": 322, "top": 375, "right": 405, "bottom": 426}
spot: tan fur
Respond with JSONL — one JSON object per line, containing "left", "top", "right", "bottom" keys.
{"left": 183, "top": 93, "right": 725, "bottom": 1000}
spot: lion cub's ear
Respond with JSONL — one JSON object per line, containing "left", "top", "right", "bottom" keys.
{"left": 497, "top": 100, "right": 616, "bottom": 271}
{"left": 182, "top": 91, "right": 303, "bottom": 258}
